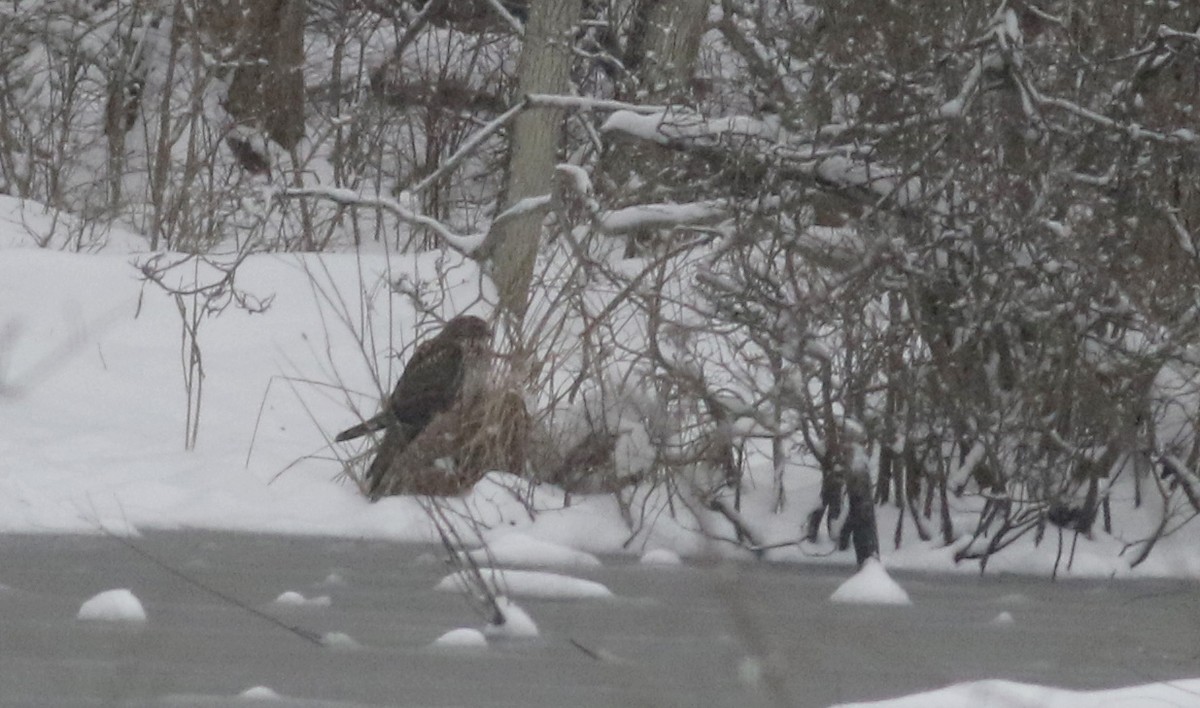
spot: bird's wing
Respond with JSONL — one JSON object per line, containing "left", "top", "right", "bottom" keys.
{"left": 387, "top": 337, "right": 465, "bottom": 427}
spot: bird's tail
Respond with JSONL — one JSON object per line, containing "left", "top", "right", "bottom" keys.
{"left": 334, "top": 412, "right": 389, "bottom": 442}
{"left": 365, "top": 423, "right": 417, "bottom": 500}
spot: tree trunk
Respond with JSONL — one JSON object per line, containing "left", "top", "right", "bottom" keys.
{"left": 481, "top": 0, "right": 582, "bottom": 323}
{"left": 625, "top": 0, "right": 709, "bottom": 96}
{"left": 200, "top": 0, "right": 305, "bottom": 150}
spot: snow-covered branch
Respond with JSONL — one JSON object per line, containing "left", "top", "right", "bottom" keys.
{"left": 275, "top": 187, "right": 485, "bottom": 255}
{"left": 525, "top": 93, "right": 669, "bottom": 114}
{"left": 598, "top": 200, "right": 727, "bottom": 235}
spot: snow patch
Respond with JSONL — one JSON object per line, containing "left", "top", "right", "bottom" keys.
{"left": 315, "top": 572, "right": 346, "bottom": 587}
{"left": 320, "top": 631, "right": 361, "bottom": 651}
{"left": 77, "top": 588, "right": 147, "bottom": 623}
{"left": 830, "top": 558, "right": 912, "bottom": 606}
{"left": 640, "top": 548, "right": 683, "bottom": 566}
{"left": 829, "top": 678, "right": 1200, "bottom": 708}
{"left": 435, "top": 568, "right": 613, "bottom": 600}
{"left": 272, "top": 591, "right": 331, "bottom": 608}
{"left": 483, "top": 597, "right": 539, "bottom": 639}
{"left": 466, "top": 533, "right": 602, "bottom": 568}
{"left": 431, "top": 627, "right": 488, "bottom": 649}
{"left": 238, "top": 685, "right": 283, "bottom": 700}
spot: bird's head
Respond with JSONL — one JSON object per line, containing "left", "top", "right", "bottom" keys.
{"left": 443, "top": 315, "right": 493, "bottom": 345}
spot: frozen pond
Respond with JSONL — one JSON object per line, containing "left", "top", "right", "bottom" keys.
{"left": 0, "top": 532, "right": 1196, "bottom": 707}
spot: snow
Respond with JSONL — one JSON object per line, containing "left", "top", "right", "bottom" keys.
{"left": 483, "top": 596, "right": 539, "bottom": 639}
{"left": 829, "top": 678, "right": 1200, "bottom": 708}
{"left": 0, "top": 195, "right": 1199, "bottom": 582}
{"left": 435, "top": 568, "right": 613, "bottom": 600}
{"left": 990, "top": 611, "right": 1015, "bottom": 626}
{"left": 599, "top": 200, "right": 727, "bottom": 234}
{"left": 238, "top": 685, "right": 283, "bottom": 700}
{"left": 272, "top": 591, "right": 331, "bottom": 608}
{"left": 431, "top": 627, "right": 489, "bottom": 649}
{"left": 465, "top": 533, "right": 602, "bottom": 568}
{"left": 315, "top": 572, "right": 346, "bottom": 587}
{"left": 830, "top": 559, "right": 912, "bottom": 606}
{"left": 76, "top": 588, "right": 147, "bottom": 623}
{"left": 319, "top": 632, "right": 361, "bottom": 651}
{"left": 640, "top": 548, "right": 683, "bottom": 566}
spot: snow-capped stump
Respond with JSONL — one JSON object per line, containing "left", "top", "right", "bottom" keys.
{"left": 990, "top": 611, "right": 1016, "bottom": 626}
{"left": 320, "top": 631, "right": 361, "bottom": 651}
{"left": 466, "top": 533, "right": 602, "bottom": 568}
{"left": 238, "top": 685, "right": 283, "bottom": 700}
{"left": 435, "top": 568, "right": 613, "bottom": 600}
{"left": 830, "top": 558, "right": 912, "bottom": 606}
{"left": 431, "top": 627, "right": 489, "bottom": 649}
{"left": 639, "top": 548, "right": 683, "bottom": 566}
{"left": 483, "top": 597, "right": 539, "bottom": 639}
{"left": 271, "top": 591, "right": 331, "bottom": 608}
{"left": 77, "top": 588, "right": 147, "bottom": 623}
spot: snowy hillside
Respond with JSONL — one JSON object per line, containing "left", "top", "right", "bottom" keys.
{"left": 2, "top": 196, "right": 1199, "bottom": 578}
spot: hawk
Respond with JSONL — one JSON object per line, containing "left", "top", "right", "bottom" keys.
{"left": 335, "top": 315, "right": 492, "bottom": 499}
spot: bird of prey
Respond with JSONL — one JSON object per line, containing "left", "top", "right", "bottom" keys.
{"left": 335, "top": 315, "right": 492, "bottom": 499}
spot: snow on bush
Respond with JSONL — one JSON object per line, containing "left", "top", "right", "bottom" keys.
{"left": 435, "top": 568, "right": 613, "bottom": 600}
{"left": 830, "top": 558, "right": 912, "bottom": 606}
{"left": 76, "top": 588, "right": 147, "bottom": 623}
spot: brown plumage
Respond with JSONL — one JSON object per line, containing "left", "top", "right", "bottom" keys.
{"left": 335, "top": 315, "right": 492, "bottom": 499}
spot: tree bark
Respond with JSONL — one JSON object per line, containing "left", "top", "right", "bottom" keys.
{"left": 482, "top": 0, "right": 582, "bottom": 322}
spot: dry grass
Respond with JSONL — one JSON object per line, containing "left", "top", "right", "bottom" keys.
{"left": 368, "top": 387, "right": 531, "bottom": 497}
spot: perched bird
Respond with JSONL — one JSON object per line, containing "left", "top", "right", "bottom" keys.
{"left": 335, "top": 315, "right": 492, "bottom": 499}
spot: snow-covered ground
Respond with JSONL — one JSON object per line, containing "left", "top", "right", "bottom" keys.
{"left": 3, "top": 192, "right": 1198, "bottom": 706}
{"left": 831, "top": 678, "right": 1200, "bottom": 708}
{"left": 2, "top": 194, "right": 1199, "bottom": 584}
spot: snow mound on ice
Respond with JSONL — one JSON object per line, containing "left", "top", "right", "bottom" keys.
{"left": 829, "top": 677, "right": 1200, "bottom": 708}
{"left": 990, "top": 611, "right": 1015, "bottom": 626}
{"left": 466, "top": 533, "right": 601, "bottom": 567}
{"left": 238, "top": 685, "right": 283, "bottom": 700}
{"left": 320, "top": 631, "right": 361, "bottom": 651}
{"left": 431, "top": 627, "right": 488, "bottom": 649}
{"left": 830, "top": 558, "right": 912, "bottom": 606}
{"left": 77, "top": 588, "right": 147, "bottom": 623}
{"left": 436, "top": 568, "right": 612, "bottom": 600}
{"left": 272, "top": 591, "right": 331, "bottom": 608}
{"left": 484, "top": 596, "right": 539, "bottom": 639}
{"left": 640, "top": 548, "right": 683, "bottom": 566}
